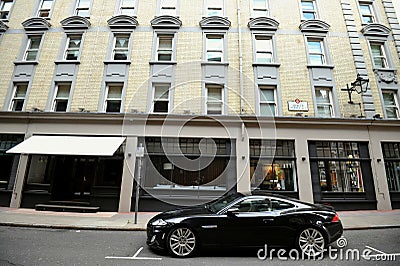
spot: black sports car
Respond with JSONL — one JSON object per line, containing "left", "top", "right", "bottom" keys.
{"left": 147, "top": 192, "right": 343, "bottom": 258}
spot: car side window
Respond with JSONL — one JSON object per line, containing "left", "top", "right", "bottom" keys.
{"left": 270, "top": 199, "right": 295, "bottom": 210}
{"left": 233, "top": 198, "right": 271, "bottom": 213}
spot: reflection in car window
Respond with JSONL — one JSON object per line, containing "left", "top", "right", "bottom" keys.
{"left": 270, "top": 199, "right": 295, "bottom": 210}
{"left": 233, "top": 197, "right": 271, "bottom": 213}
{"left": 208, "top": 193, "right": 243, "bottom": 213}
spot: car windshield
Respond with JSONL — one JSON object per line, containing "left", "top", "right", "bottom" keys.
{"left": 207, "top": 193, "right": 243, "bottom": 213}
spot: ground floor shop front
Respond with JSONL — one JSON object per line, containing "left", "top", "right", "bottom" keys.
{"left": 0, "top": 113, "right": 399, "bottom": 211}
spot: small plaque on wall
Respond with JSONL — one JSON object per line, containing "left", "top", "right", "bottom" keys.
{"left": 288, "top": 99, "right": 309, "bottom": 111}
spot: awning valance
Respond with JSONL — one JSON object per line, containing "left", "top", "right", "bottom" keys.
{"left": 6, "top": 136, "right": 125, "bottom": 156}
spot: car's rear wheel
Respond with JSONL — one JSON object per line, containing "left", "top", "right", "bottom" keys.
{"left": 296, "top": 227, "right": 326, "bottom": 257}
{"left": 167, "top": 227, "right": 197, "bottom": 257}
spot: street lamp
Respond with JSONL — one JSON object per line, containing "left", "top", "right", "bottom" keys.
{"left": 341, "top": 74, "right": 369, "bottom": 104}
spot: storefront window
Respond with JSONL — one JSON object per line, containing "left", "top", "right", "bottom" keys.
{"left": 0, "top": 134, "right": 23, "bottom": 190}
{"left": 250, "top": 140, "right": 297, "bottom": 192}
{"left": 382, "top": 142, "right": 400, "bottom": 192}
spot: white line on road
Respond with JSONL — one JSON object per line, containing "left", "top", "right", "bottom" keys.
{"left": 105, "top": 247, "right": 162, "bottom": 261}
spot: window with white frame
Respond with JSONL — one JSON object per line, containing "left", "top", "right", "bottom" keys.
{"left": 301, "top": 0, "right": 317, "bottom": 20}
{"left": 206, "top": 85, "right": 223, "bottom": 115}
{"left": 37, "top": 0, "right": 54, "bottom": 18}
{"left": 382, "top": 91, "right": 399, "bottom": 119}
{"left": 112, "top": 34, "right": 130, "bottom": 60}
{"left": 0, "top": 0, "right": 13, "bottom": 20}
{"left": 359, "top": 1, "right": 375, "bottom": 24}
{"left": 259, "top": 86, "right": 277, "bottom": 116}
{"left": 119, "top": 0, "right": 136, "bottom": 16}
{"left": 370, "top": 42, "right": 388, "bottom": 68}
{"left": 9, "top": 83, "right": 28, "bottom": 111}
{"left": 206, "top": 34, "right": 224, "bottom": 62}
{"left": 52, "top": 83, "right": 71, "bottom": 112}
{"left": 64, "top": 34, "right": 82, "bottom": 60}
{"left": 153, "top": 84, "right": 170, "bottom": 113}
{"left": 254, "top": 36, "right": 273, "bottom": 63}
{"left": 252, "top": 0, "right": 269, "bottom": 17}
{"left": 156, "top": 34, "right": 173, "bottom": 61}
{"left": 315, "top": 87, "right": 334, "bottom": 117}
{"left": 24, "top": 35, "right": 42, "bottom": 61}
{"left": 104, "top": 83, "right": 123, "bottom": 112}
{"left": 307, "top": 38, "right": 326, "bottom": 65}
{"left": 159, "top": 0, "right": 177, "bottom": 16}
{"left": 74, "top": 0, "right": 90, "bottom": 17}
{"left": 206, "top": 0, "right": 223, "bottom": 17}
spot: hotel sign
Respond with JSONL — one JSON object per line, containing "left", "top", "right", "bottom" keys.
{"left": 288, "top": 99, "right": 308, "bottom": 111}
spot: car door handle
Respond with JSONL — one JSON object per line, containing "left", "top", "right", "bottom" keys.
{"left": 263, "top": 218, "right": 274, "bottom": 223}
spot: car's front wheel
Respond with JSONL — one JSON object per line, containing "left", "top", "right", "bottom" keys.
{"left": 167, "top": 227, "right": 197, "bottom": 258}
{"left": 296, "top": 227, "right": 326, "bottom": 257}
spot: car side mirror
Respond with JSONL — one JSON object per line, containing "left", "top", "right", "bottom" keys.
{"left": 226, "top": 207, "right": 239, "bottom": 217}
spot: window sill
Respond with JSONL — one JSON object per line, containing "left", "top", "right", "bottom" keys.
{"left": 307, "top": 64, "right": 334, "bottom": 69}
{"left": 201, "top": 62, "right": 229, "bottom": 66}
{"left": 104, "top": 60, "right": 131, "bottom": 65}
{"left": 54, "top": 60, "right": 81, "bottom": 65}
{"left": 252, "top": 62, "right": 280, "bottom": 67}
{"left": 373, "top": 67, "right": 396, "bottom": 72}
{"left": 14, "top": 60, "right": 39, "bottom": 65}
{"left": 149, "top": 61, "right": 177, "bottom": 65}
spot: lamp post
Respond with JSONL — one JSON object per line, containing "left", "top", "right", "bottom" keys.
{"left": 341, "top": 74, "right": 370, "bottom": 104}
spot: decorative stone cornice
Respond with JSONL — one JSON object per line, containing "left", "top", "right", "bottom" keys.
{"left": 60, "top": 16, "right": 91, "bottom": 29}
{"left": 107, "top": 15, "right": 138, "bottom": 29}
{"left": 361, "top": 23, "right": 391, "bottom": 37}
{"left": 22, "top": 17, "right": 51, "bottom": 31}
{"left": 150, "top": 15, "right": 182, "bottom": 29}
{"left": 248, "top": 17, "right": 279, "bottom": 31}
{"left": 299, "top": 19, "right": 330, "bottom": 33}
{"left": 199, "top": 16, "right": 231, "bottom": 29}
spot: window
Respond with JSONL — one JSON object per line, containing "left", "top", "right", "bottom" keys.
{"left": 74, "top": 0, "right": 90, "bottom": 17}
{"left": 307, "top": 38, "right": 326, "bottom": 65}
{"left": 255, "top": 36, "right": 273, "bottom": 63}
{"left": 104, "top": 84, "right": 123, "bottom": 112}
{"left": 119, "top": 0, "right": 136, "bottom": 16}
{"left": 250, "top": 140, "right": 297, "bottom": 192}
{"left": 9, "top": 83, "right": 28, "bottom": 111}
{"left": 315, "top": 87, "right": 334, "bottom": 117}
{"left": 382, "top": 142, "right": 400, "bottom": 192}
{"left": 0, "top": 134, "right": 23, "bottom": 190}
{"left": 370, "top": 43, "right": 388, "bottom": 68}
{"left": 359, "top": 2, "right": 375, "bottom": 24}
{"left": 382, "top": 91, "right": 399, "bottom": 119}
{"left": 24, "top": 35, "right": 42, "bottom": 61}
{"left": 206, "top": 35, "right": 224, "bottom": 62}
{"left": 301, "top": 0, "right": 317, "bottom": 20}
{"left": 233, "top": 197, "right": 271, "bottom": 212}
{"left": 252, "top": 0, "right": 268, "bottom": 17}
{"left": 206, "top": 0, "right": 223, "bottom": 17}
{"left": 0, "top": 0, "right": 12, "bottom": 20}
{"left": 37, "top": 0, "right": 53, "bottom": 18}
{"left": 153, "top": 84, "right": 170, "bottom": 113}
{"left": 259, "top": 86, "right": 276, "bottom": 116}
{"left": 206, "top": 86, "right": 223, "bottom": 115}
{"left": 52, "top": 83, "right": 71, "bottom": 112}
{"left": 156, "top": 34, "right": 173, "bottom": 61}
{"left": 112, "top": 34, "right": 130, "bottom": 60}
{"left": 64, "top": 34, "right": 82, "bottom": 60}
{"left": 159, "top": 0, "right": 177, "bottom": 16}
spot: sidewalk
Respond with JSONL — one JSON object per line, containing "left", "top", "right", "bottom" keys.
{"left": 1, "top": 207, "right": 400, "bottom": 231}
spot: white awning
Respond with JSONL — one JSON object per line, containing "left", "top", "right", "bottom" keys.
{"left": 6, "top": 136, "right": 126, "bottom": 156}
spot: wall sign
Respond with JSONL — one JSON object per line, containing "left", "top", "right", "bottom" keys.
{"left": 288, "top": 99, "right": 308, "bottom": 111}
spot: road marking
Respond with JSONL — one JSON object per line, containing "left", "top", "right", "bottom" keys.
{"left": 105, "top": 247, "right": 162, "bottom": 261}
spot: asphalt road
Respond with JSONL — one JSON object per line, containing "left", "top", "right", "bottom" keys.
{"left": 0, "top": 226, "right": 399, "bottom": 266}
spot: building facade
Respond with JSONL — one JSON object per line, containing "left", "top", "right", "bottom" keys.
{"left": 0, "top": 0, "right": 399, "bottom": 212}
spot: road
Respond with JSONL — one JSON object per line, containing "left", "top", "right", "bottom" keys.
{"left": 0, "top": 226, "right": 399, "bottom": 265}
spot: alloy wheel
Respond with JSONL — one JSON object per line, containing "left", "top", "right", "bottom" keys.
{"left": 298, "top": 228, "right": 325, "bottom": 257}
{"left": 168, "top": 227, "right": 196, "bottom": 257}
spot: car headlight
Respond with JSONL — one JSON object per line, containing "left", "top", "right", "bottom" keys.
{"left": 151, "top": 219, "right": 168, "bottom": 226}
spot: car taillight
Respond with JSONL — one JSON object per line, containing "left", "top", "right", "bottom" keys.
{"left": 331, "top": 212, "right": 340, "bottom": 222}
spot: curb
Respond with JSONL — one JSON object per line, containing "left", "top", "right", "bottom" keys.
{"left": 0, "top": 222, "right": 147, "bottom": 231}
{"left": 343, "top": 225, "right": 400, "bottom": 230}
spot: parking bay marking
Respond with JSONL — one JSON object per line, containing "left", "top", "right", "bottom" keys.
{"left": 105, "top": 247, "right": 162, "bottom": 261}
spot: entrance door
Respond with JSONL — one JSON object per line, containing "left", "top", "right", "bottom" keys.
{"left": 72, "top": 158, "right": 96, "bottom": 201}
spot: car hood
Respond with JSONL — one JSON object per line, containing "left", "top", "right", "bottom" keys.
{"left": 151, "top": 206, "right": 212, "bottom": 222}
